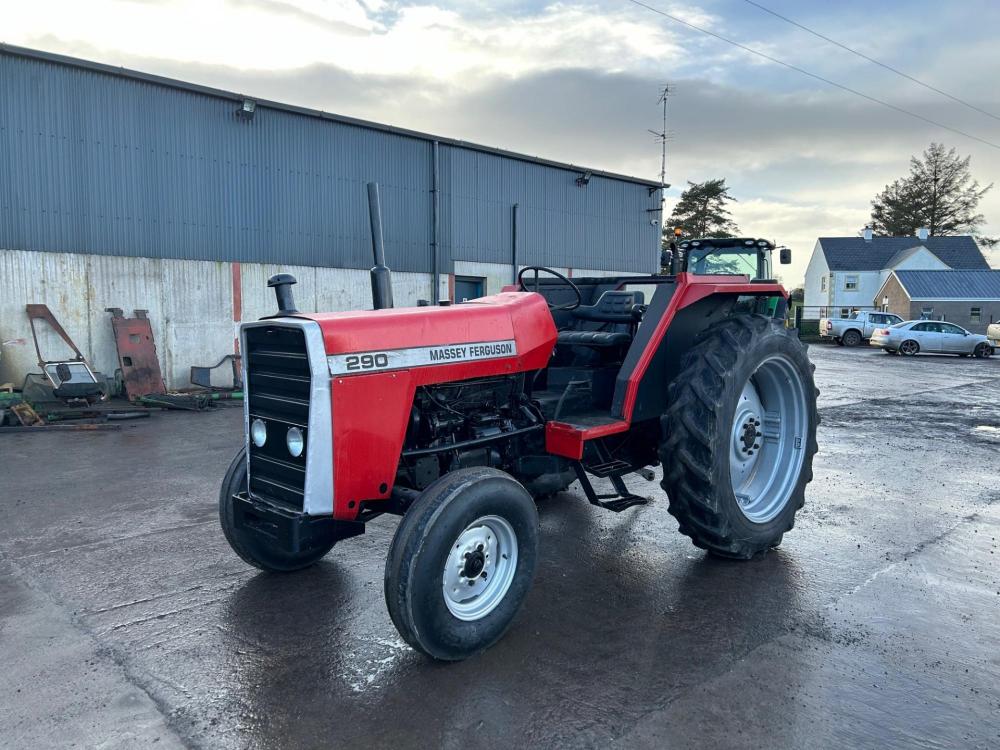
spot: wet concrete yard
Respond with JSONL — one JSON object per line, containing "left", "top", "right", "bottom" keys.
{"left": 2, "top": 344, "right": 999, "bottom": 748}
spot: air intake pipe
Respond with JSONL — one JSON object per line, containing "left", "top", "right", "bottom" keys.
{"left": 267, "top": 273, "right": 298, "bottom": 314}
{"left": 367, "top": 182, "right": 394, "bottom": 310}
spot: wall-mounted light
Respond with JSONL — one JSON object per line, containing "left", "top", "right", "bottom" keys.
{"left": 236, "top": 98, "right": 256, "bottom": 120}
{"left": 575, "top": 171, "right": 592, "bottom": 187}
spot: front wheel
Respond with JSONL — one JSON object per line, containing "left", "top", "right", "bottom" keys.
{"left": 659, "top": 315, "right": 818, "bottom": 559}
{"left": 219, "top": 448, "right": 335, "bottom": 572}
{"left": 974, "top": 343, "right": 993, "bottom": 359}
{"left": 384, "top": 468, "right": 539, "bottom": 660}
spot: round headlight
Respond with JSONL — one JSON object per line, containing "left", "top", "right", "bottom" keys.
{"left": 250, "top": 418, "right": 267, "bottom": 447}
{"left": 286, "top": 426, "right": 305, "bottom": 457}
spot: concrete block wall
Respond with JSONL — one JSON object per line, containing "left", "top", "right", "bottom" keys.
{"left": 0, "top": 249, "right": 433, "bottom": 390}
{"left": 0, "top": 250, "right": 647, "bottom": 391}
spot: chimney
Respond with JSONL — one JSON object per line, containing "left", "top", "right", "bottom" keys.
{"left": 916, "top": 227, "right": 929, "bottom": 241}
{"left": 863, "top": 225, "right": 873, "bottom": 242}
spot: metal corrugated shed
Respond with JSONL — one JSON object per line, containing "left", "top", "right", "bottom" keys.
{"left": 895, "top": 270, "right": 1000, "bottom": 300}
{"left": 0, "top": 45, "right": 661, "bottom": 274}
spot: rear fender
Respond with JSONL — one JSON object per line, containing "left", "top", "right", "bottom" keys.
{"left": 611, "top": 275, "right": 787, "bottom": 423}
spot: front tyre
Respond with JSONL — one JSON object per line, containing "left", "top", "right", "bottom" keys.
{"left": 659, "top": 315, "right": 819, "bottom": 559}
{"left": 384, "top": 468, "right": 539, "bottom": 661}
{"left": 974, "top": 342, "right": 993, "bottom": 358}
{"left": 219, "top": 448, "right": 335, "bottom": 572}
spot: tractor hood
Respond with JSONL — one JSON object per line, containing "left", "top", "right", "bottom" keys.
{"left": 298, "top": 291, "right": 556, "bottom": 379}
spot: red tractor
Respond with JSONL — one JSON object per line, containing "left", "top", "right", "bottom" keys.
{"left": 220, "top": 185, "right": 818, "bottom": 660}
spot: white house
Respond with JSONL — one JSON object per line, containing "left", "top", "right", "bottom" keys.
{"left": 803, "top": 228, "right": 989, "bottom": 318}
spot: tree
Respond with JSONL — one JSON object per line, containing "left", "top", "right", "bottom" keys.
{"left": 870, "top": 143, "right": 994, "bottom": 244}
{"left": 665, "top": 179, "right": 740, "bottom": 242}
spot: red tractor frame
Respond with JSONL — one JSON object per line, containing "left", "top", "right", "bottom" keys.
{"left": 220, "top": 188, "right": 818, "bottom": 660}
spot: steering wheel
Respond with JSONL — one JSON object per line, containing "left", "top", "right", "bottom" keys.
{"left": 516, "top": 266, "right": 583, "bottom": 311}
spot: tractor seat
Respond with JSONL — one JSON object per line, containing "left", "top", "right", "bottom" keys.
{"left": 556, "top": 290, "right": 644, "bottom": 349}
{"left": 557, "top": 329, "right": 632, "bottom": 348}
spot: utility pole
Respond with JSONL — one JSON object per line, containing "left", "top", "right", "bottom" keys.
{"left": 649, "top": 84, "right": 671, "bottom": 194}
{"left": 649, "top": 85, "right": 674, "bottom": 271}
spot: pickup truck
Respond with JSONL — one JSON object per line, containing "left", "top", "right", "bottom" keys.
{"left": 988, "top": 322, "right": 1000, "bottom": 348}
{"left": 820, "top": 311, "right": 904, "bottom": 346}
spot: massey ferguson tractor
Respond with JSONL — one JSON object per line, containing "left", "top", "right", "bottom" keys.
{"left": 219, "top": 184, "right": 818, "bottom": 661}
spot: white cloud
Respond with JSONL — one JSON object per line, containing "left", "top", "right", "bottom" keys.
{"left": 4, "top": 0, "right": 681, "bottom": 81}
{"left": 4, "top": 0, "right": 997, "bottom": 283}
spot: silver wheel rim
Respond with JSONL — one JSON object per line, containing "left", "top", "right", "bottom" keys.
{"left": 442, "top": 515, "right": 518, "bottom": 621}
{"left": 729, "top": 355, "right": 808, "bottom": 524}
{"left": 901, "top": 340, "right": 918, "bottom": 355}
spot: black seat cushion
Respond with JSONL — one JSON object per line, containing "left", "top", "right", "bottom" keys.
{"left": 572, "top": 290, "right": 645, "bottom": 323}
{"left": 557, "top": 330, "right": 632, "bottom": 348}
{"left": 556, "top": 290, "right": 644, "bottom": 350}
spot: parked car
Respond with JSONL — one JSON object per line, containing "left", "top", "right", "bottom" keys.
{"left": 870, "top": 320, "right": 995, "bottom": 357}
{"left": 988, "top": 322, "right": 1000, "bottom": 348}
{"left": 820, "top": 311, "right": 903, "bottom": 346}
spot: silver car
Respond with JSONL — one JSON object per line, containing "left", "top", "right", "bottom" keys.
{"left": 870, "top": 320, "right": 994, "bottom": 358}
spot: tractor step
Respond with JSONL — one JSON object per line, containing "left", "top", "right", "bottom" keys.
{"left": 591, "top": 495, "right": 650, "bottom": 512}
{"left": 571, "top": 462, "right": 651, "bottom": 513}
{"left": 583, "top": 458, "right": 632, "bottom": 478}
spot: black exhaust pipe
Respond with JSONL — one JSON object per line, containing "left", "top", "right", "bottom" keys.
{"left": 367, "top": 182, "right": 394, "bottom": 310}
{"left": 267, "top": 273, "right": 298, "bottom": 314}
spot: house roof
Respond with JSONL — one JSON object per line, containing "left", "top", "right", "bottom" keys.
{"left": 894, "top": 270, "right": 1000, "bottom": 300}
{"left": 818, "top": 236, "right": 988, "bottom": 271}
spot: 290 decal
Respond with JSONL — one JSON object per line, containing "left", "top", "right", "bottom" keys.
{"left": 328, "top": 339, "right": 518, "bottom": 376}
{"left": 344, "top": 353, "right": 390, "bottom": 371}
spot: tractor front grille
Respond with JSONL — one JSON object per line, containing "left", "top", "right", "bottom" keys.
{"left": 245, "top": 325, "right": 311, "bottom": 510}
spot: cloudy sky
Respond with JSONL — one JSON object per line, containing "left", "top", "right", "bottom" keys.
{"left": 6, "top": 0, "right": 999, "bottom": 281}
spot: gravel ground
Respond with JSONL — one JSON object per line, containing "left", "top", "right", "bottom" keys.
{"left": 1, "top": 343, "right": 998, "bottom": 749}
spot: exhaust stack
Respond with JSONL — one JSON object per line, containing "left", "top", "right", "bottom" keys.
{"left": 267, "top": 273, "right": 298, "bottom": 314}
{"left": 367, "top": 182, "right": 394, "bottom": 310}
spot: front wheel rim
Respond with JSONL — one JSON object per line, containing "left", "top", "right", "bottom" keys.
{"left": 729, "top": 355, "right": 808, "bottom": 524}
{"left": 442, "top": 515, "right": 518, "bottom": 621}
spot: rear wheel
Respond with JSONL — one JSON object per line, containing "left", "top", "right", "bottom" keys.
{"left": 384, "top": 468, "right": 538, "bottom": 660}
{"left": 899, "top": 339, "right": 920, "bottom": 356}
{"left": 842, "top": 329, "right": 862, "bottom": 347}
{"left": 219, "top": 448, "right": 335, "bottom": 572}
{"left": 659, "top": 315, "right": 818, "bottom": 559}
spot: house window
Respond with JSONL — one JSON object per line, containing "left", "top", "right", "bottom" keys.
{"left": 840, "top": 308, "right": 851, "bottom": 318}
{"left": 844, "top": 275, "right": 859, "bottom": 291}
{"left": 920, "top": 306, "right": 934, "bottom": 319}
{"left": 820, "top": 276, "right": 827, "bottom": 292}
{"left": 971, "top": 307, "right": 982, "bottom": 323}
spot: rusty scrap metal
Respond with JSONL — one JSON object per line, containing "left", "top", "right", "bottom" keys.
{"left": 106, "top": 308, "right": 166, "bottom": 401}
{"left": 10, "top": 402, "right": 44, "bottom": 426}
{"left": 190, "top": 354, "right": 242, "bottom": 390}
{"left": 25, "top": 304, "right": 103, "bottom": 402}
{"left": 0, "top": 422, "right": 122, "bottom": 433}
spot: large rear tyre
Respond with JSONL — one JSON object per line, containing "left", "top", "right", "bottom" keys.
{"left": 659, "top": 315, "right": 819, "bottom": 559}
{"left": 384, "top": 468, "right": 538, "bottom": 661}
{"left": 219, "top": 448, "right": 335, "bottom": 572}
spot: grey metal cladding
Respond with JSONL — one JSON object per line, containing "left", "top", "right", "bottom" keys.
{"left": 438, "top": 145, "right": 660, "bottom": 272}
{"left": 0, "top": 49, "right": 660, "bottom": 273}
